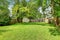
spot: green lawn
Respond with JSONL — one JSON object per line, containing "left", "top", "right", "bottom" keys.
{"left": 0, "top": 23, "right": 60, "bottom": 40}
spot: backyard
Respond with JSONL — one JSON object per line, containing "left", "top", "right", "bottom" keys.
{"left": 0, "top": 22, "right": 60, "bottom": 40}
{"left": 0, "top": 0, "right": 60, "bottom": 40}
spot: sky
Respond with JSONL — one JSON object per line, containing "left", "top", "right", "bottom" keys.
{"left": 8, "top": 5, "right": 13, "bottom": 17}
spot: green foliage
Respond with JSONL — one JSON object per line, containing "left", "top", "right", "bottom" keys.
{"left": 54, "top": 0, "right": 60, "bottom": 17}
{"left": 0, "top": 6, "right": 10, "bottom": 25}
{"left": 42, "top": 0, "right": 46, "bottom": 7}
{"left": 0, "top": 0, "right": 9, "bottom": 8}
{"left": 12, "top": 4, "right": 19, "bottom": 19}
{"left": 12, "top": 0, "right": 41, "bottom": 20}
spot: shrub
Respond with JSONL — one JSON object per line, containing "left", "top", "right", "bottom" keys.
{"left": 0, "top": 6, "right": 10, "bottom": 26}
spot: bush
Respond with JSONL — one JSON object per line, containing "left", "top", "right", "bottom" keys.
{"left": 0, "top": 6, "right": 11, "bottom": 26}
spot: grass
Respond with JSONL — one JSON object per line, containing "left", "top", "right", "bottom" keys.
{"left": 0, "top": 22, "right": 60, "bottom": 40}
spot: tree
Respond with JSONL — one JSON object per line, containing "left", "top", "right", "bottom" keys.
{"left": 0, "top": 6, "right": 10, "bottom": 25}
{"left": 0, "top": 0, "right": 11, "bottom": 25}
{"left": 51, "top": 0, "right": 60, "bottom": 26}
{"left": 12, "top": 0, "right": 27, "bottom": 22}
{"left": 12, "top": 0, "right": 41, "bottom": 22}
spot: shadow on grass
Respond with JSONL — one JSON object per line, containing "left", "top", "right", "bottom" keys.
{"left": 17, "top": 22, "right": 54, "bottom": 27}
{"left": 49, "top": 28, "right": 60, "bottom": 36}
{"left": 0, "top": 22, "right": 54, "bottom": 27}
{"left": 0, "top": 30, "right": 11, "bottom": 35}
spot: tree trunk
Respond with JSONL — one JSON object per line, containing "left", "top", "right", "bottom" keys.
{"left": 17, "top": 17, "right": 22, "bottom": 23}
{"left": 56, "top": 17, "right": 59, "bottom": 26}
